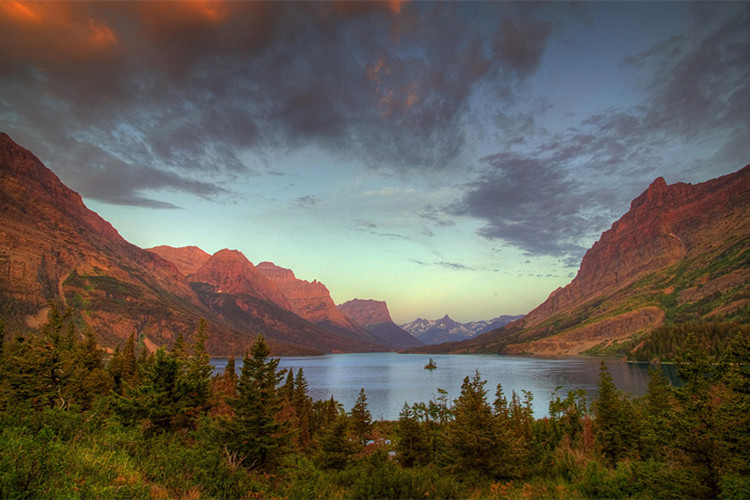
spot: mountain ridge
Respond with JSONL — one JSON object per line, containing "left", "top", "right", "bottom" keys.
{"left": 0, "top": 133, "right": 384, "bottom": 355}
{"left": 400, "top": 314, "right": 524, "bottom": 345}
{"left": 411, "top": 165, "right": 750, "bottom": 355}
{"left": 337, "top": 299, "right": 423, "bottom": 349}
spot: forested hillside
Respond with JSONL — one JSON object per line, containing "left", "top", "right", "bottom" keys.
{"left": 1, "top": 305, "right": 748, "bottom": 499}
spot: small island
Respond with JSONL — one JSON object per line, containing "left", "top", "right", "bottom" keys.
{"left": 424, "top": 357, "right": 437, "bottom": 370}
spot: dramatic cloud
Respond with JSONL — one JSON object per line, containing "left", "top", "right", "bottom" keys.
{"left": 454, "top": 6, "right": 750, "bottom": 261}
{"left": 0, "top": 1, "right": 558, "bottom": 207}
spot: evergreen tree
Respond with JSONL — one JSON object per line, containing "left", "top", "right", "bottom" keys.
{"left": 395, "top": 402, "right": 430, "bottom": 467}
{"left": 493, "top": 384, "right": 530, "bottom": 477}
{"left": 281, "top": 368, "right": 295, "bottom": 402}
{"left": 444, "top": 371, "right": 498, "bottom": 475}
{"left": 641, "top": 364, "right": 675, "bottom": 459}
{"left": 174, "top": 318, "right": 213, "bottom": 428}
{"left": 672, "top": 333, "right": 723, "bottom": 498}
{"left": 592, "top": 361, "right": 638, "bottom": 464}
{"left": 349, "top": 388, "right": 372, "bottom": 446}
{"left": 293, "top": 368, "right": 313, "bottom": 447}
{"left": 226, "top": 335, "right": 289, "bottom": 470}
{"left": 317, "top": 414, "right": 355, "bottom": 470}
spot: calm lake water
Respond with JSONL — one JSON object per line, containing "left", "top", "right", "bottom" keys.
{"left": 211, "top": 352, "right": 659, "bottom": 420}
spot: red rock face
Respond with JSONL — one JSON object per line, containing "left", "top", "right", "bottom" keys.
{"left": 423, "top": 165, "right": 750, "bottom": 356}
{"left": 527, "top": 166, "right": 750, "bottom": 327}
{"left": 337, "top": 299, "right": 393, "bottom": 327}
{"left": 147, "top": 245, "right": 211, "bottom": 276}
{"left": 190, "top": 250, "right": 291, "bottom": 310}
{"left": 256, "top": 261, "right": 371, "bottom": 338}
{"left": 0, "top": 133, "right": 198, "bottom": 309}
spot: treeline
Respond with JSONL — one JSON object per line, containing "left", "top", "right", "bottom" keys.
{"left": 626, "top": 320, "right": 750, "bottom": 362}
{"left": 1, "top": 305, "right": 749, "bottom": 499}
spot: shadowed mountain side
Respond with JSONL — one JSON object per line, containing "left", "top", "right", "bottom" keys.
{"left": 190, "top": 282, "right": 383, "bottom": 354}
{"left": 410, "top": 165, "right": 750, "bottom": 356}
{"left": 337, "top": 299, "right": 423, "bottom": 349}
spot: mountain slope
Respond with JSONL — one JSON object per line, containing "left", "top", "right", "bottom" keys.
{"left": 401, "top": 314, "right": 524, "bottom": 345}
{"left": 0, "top": 133, "right": 378, "bottom": 355}
{"left": 417, "top": 165, "right": 750, "bottom": 355}
{"left": 337, "top": 299, "right": 423, "bottom": 349}
{"left": 255, "top": 261, "right": 384, "bottom": 347}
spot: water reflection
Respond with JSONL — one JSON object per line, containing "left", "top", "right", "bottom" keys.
{"left": 211, "top": 353, "right": 665, "bottom": 420}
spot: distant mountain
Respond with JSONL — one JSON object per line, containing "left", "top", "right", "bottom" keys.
{"left": 400, "top": 314, "right": 523, "bottom": 345}
{"left": 255, "top": 261, "right": 384, "bottom": 347}
{"left": 337, "top": 299, "right": 423, "bottom": 349}
{"left": 414, "top": 165, "right": 750, "bottom": 356}
{"left": 0, "top": 133, "right": 380, "bottom": 355}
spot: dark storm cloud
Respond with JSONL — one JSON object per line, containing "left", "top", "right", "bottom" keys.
{"left": 455, "top": 6, "right": 750, "bottom": 261}
{"left": 0, "top": 1, "right": 556, "bottom": 207}
{"left": 452, "top": 153, "right": 597, "bottom": 259}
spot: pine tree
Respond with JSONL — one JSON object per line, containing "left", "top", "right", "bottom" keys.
{"left": 395, "top": 402, "right": 430, "bottom": 467}
{"left": 318, "top": 414, "right": 355, "bottom": 469}
{"left": 673, "top": 333, "right": 723, "bottom": 498}
{"left": 444, "top": 371, "right": 498, "bottom": 474}
{"left": 349, "top": 387, "right": 372, "bottom": 446}
{"left": 641, "top": 364, "right": 675, "bottom": 459}
{"left": 226, "top": 335, "right": 289, "bottom": 470}
{"left": 293, "top": 368, "right": 313, "bottom": 447}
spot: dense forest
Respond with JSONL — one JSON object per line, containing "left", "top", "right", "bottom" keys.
{"left": 1, "top": 305, "right": 749, "bottom": 499}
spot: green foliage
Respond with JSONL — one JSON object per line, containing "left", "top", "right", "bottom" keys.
{"left": 627, "top": 321, "right": 750, "bottom": 362}
{"left": 3, "top": 302, "right": 750, "bottom": 499}
{"left": 225, "top": 335, "right": 290, "bottom": 470}
{"left": 395, "top": 403, "right": 430, "bottom": 467}
{"left": 349, "top": 388, "right": 372, "bottom": 446}
{"left": 443, "top": 371, "right": 498, "bottom": 475}
{"left": 592, "top": 361, "right": 641, "bottom": 464}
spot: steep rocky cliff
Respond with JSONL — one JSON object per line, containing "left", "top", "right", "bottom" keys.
{"left": 255, "top": 261, "right": 383, "bottom": 345}
{"left": 191, "top": 250, "right": 292, "bottom": 310}
{"left": 337, "top": 299, "right": 423, "bottom": 349}
{"left": 417, "top": 165, "right": 750, "bottom": 355}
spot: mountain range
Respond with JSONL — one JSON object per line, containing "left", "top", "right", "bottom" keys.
{"left": 0, "top": 133, "right": 400, "bottom": 355}
{"left": 400, "top": 314, "right": 524, "bottom": 345}
{"left": 411, "top": 165, "right": 750, "bottom": 355}
{"left": 2, "top": 132, "right": 747, "bottom": 357}
{"left": 337, "top": 299, "right": 423, "bottom": 349}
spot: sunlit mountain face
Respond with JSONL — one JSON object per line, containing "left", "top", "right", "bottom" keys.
{"left": 2, "top": 1, "right": 748, "bottom": 324}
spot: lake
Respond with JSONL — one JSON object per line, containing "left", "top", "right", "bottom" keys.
{"left": 211, "top": 352, "right": 660, "bottom": 420}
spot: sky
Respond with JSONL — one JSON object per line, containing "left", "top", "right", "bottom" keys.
{"left": 1, "top": 1, "right": 748, "bottom": 324}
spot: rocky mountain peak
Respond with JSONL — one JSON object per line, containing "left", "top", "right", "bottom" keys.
{"left": 190, "top": 250, "right": 291, "bottom": 310}
{"left": 421, "top": 164, "right": 750, "bottom": 356}
{"left": 256, "top": 261, "right": 372, "bottom": 339}
{"left": 337, "top": 299, "right": 393, "bottom": 327}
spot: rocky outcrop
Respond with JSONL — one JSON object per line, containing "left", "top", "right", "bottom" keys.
{"left": 415, "top": 165, "right": 750, "bottom": 355}
{"left": 147, "top": 245, "right": 211, "bottom": 276}
{"left": 337, "top": 299, "right": 393, "bottom": 327}
{"left": 337, "top": 299, "right": 423, "bottom": 349}
{"left": 191, "top": 250, "right": 291, "bottom": 310}
{"left": 256, "top": 261, "right": 380, "bottom": 345}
